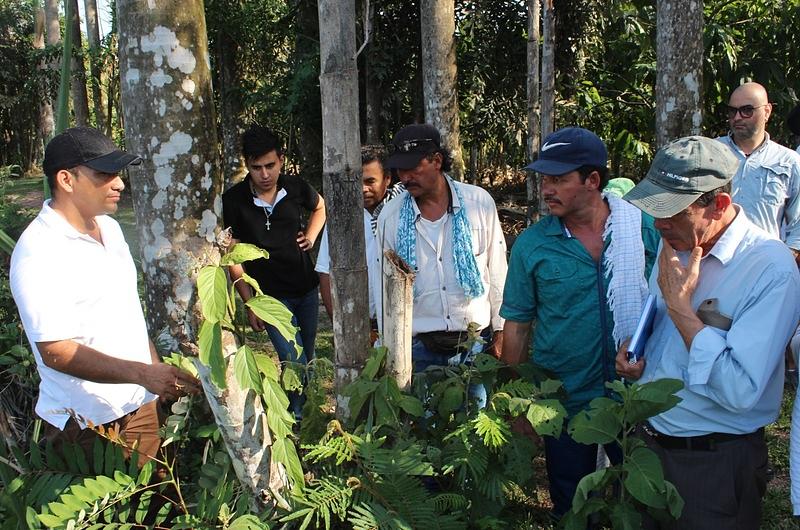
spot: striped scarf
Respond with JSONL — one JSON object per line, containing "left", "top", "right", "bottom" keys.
{"left": 396, "top": 178, "right": 485, "bottom": 298}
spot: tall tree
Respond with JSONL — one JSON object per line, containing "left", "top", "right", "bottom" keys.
{"left": 83, "top": 0, "right": 106, "bottom": 130}
{"left": 117, "top": 0, "right": 285, "bottom": 506}
{"left": 655, "top": 0, "right": 703, "bottom": 146}
{"left": 362, "top": 0, "right": 380, "bottom": 143}
{"left": 420, "top": 0, "right": 464, "bottom": 181}
{"left": 317, "top": 0, "right": 370, "bottom": 419}
{"left": 526, "top": 0, "right": 540, "bottom": 223}
{"left": 34, "top": 0, "right": 54, "bottom": 159}
{"left": 67, "top": 0, "right": 89, "bottom": 127}
{"left": 540, "top": 0, "right": 555, "bottom": 215}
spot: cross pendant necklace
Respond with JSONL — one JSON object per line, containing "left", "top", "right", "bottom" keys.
{"left": 261, "top": 206, "right": 272, "bottom": 230}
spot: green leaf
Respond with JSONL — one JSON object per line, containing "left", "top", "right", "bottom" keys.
{"left": 438, "top": 383, "right": 465, "bottom": 416}
{"left": 473, "top": 411, "right": 511, "bottom": 448}
{"left": 623, "top": 446, "right": 667, "bottom": 508}
{"left": 624, "top": 379, "right": 684, "bottom": 424}
{"left": 568, "top": 407, "right": 621, "bottom": 445}
{"left": 282, "top": 362, "right": 304, "bottom": 392}
{"left": 526, "top": 399, "right": 566, "bottom": 437}
{"left": 228, "top": 514, "right": 270, "bottom": 529}
{"left": 361, "top": 347, "right": 387, "bottom": 381}
{"left": 246, "top": 295, "right": 299, "bottom": 355}
{"left": 239, "top": 272, "right": 264, "bottom": 296}
{"left": 262, "top": 378, "right": 291, "bottom": 412}
{"left": 220, "top": 243, "right": 270, "bottom": 265}
{"left": 570, "top": 469, "right": 610, "bottom": 512}
{"left": 197, "top": 266, "right": 229, "bottom": 323}
{"left": 137, "top": 460, "right": 154, "bottom": 485}
{"left": 273, "top": 437, "right": 304, "bottom": 491}
{"left": 398, "top": 395, "right": 424, "bottom": 417}
{"left": 539, "top": 378, "right": 563, "bottom": 395}
{"left": 234, "top": 345, "right": 262, "bottom": 391}
{"left": 664, "top": 480, "right": 685, "bottom": 519}
{"left": 255, "top": 353, "right": 280, "bottom": 381}
{"left": 198, "top": 320, "right": 226, "bottom": 389}
{"left": 609, "top": 501, "right": 642, "bottom": 530}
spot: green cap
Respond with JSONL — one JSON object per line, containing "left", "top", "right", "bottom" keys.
{"left": 623, "top": 136, "right": 740, "bottom": 218}
{"left": 603, "top": 177, "right": 635, "bottom": 198}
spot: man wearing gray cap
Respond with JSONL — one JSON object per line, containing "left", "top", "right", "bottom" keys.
{"left": 619, "top": 136, "right": 800, "bottom": 529}
{"left": 10, "top": 127, "right": 200, "bottom": 467}
{"left": 375, "top": 124, "right": 507, "bottom": 393}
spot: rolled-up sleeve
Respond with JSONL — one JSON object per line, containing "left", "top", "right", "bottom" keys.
{"left": 485, "top": 203, "right": 508, "bottom": 331}
{"left": 687, "top": 269, "right": 800, "bottom": 412}
{"left": 782, "top": 161, "right": 800, "bottom": 251}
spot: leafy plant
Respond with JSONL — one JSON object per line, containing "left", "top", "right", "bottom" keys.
{"left": 561, "top": 378, "right": 685, "bottom": 529}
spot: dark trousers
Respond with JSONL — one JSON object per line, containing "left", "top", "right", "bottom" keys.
{"left": 544, "top": 430, "right": 623, "bottom": 519}
{"left": 641, "top": 428, "right": 768, "bottom": 530}
{"left": 43, "top": 399, "right": 163, "bottom": 470}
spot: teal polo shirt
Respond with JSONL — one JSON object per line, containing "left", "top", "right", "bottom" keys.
{"left": 500, "top": 213, "right": 659, "bottom": 416}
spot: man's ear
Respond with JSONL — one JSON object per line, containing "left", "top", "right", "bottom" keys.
{"left": 586, "top": 170, "right": 602, "bottom": 191}
{"left": 53, "top": 168, "right": 75, "bottom": 195}
{"left": 713, "top": 192, "right": 732, "bottom": 218}
{"left": 430, "top": 151, "right": 443, "bottom": 170}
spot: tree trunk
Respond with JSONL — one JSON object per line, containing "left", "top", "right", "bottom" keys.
{"left": 294, "top": 0, "right": 323, "bottom": 186}
{"left": 382, "top": 251, "right": 414, "bottom": 391}
{"left": 44, "top": 0, "right": 59, "bottom": 46}
{"left": 655, "top": 0, "right": 703, "bottom": 147}
{"left": 526, "top": 0, "right": 540, "bottom": 225}
{"left": 34, "top": 2, "right": 54, "bottom": 161}
{"left": 67, "top": 0, "right": 90, "bottom": 127}
{"left": 83, "top": 0, "right": 106, "bottom": 130}
{"left": 117, "top": 0, "right": 285, "bottom": 508}
{"left": 317, "top": 0, "right": 371, "bottom": 420}
{"left": 540, "top": 0, "right": 555, "bottom": 217}
{"left": 420, "top": 0, "right": 464, "bottom": 181}
{"left": 363, "top": 1, "right": 380, "bottom": 144}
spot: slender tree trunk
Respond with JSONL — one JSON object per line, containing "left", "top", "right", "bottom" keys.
{"left": 540, "top": 0, "right": 555, "bottom": 216}
{"left": 655, "top": 0, "right": 703, "bottom": 147}
{"left": 34, "top": 1, "right": 54, "bottom": 161}
{"left": 382, "top": 251, "right": 413, "bottom": 391}
{"left": 67, "top": 0, "right": 90, "bottom": 127}
{"left": 83, "top": 0, "right": 106, "bottom": 130}
{"left": 363, "top": 1, "right": 380, "bottom": 144}
{"left": 117, "top": 0, "right": 285, "bottom": 507}
{"left": 420, "top": 0, "right": 464, "bottom": 181}
{"left": 318, "top": 0, "right": 371, "bottom": 420}
{"left": 526, "top": 0, "right": 540, "bottom": 225}
{"left": 44, "top": 0, "right": 59, "bottom": 46}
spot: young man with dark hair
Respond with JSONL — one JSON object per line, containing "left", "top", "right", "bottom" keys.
{"left": 316, "top": 145, "right": 402, "bottom": 323}
{"left": 11, "top": 127, "right": 200, "bottom": 465}
{"left": 222, "top": 124, "right": 326, "bottom": 418}
{"left": 500, "top": 127, "right": 659, "bottom": 520}
{"left": 620, "top": 136, "right": 800, "bottom": 529}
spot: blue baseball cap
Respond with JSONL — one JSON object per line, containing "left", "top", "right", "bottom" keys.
{"left": 525, "top": 127, "right": 608, "bottom": 175}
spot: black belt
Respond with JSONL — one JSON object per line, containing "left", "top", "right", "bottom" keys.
{"left": 642, "top": 423, "right": 763, "bottom": 451}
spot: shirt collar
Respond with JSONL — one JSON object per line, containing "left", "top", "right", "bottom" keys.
{"left": 38, "top": 200, "right": 96, "bottom": 241}
{"left": 409, "top": 174, "right": 458, "bottom": 218}
{"left": 706, "top": 205, "right": 748, "bottom": 265}
{"left": 725, "top": 131, "right": 771, "bottom": 157}
{"left": 541, "top": 215, "right": 570, "bottom": 237}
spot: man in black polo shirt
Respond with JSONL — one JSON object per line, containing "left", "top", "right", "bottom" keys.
{"left": 222, "top": 125, "right": 326, "bottom": 419}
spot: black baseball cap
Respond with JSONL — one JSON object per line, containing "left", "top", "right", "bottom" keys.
{"left": 525, "top": 127, "right": 608, "bottom": 175}
{"left": 43, "top": 127, "right": 141, "bottom": 178}
{"left": 386, "top": 124, "right": 442, "bottom": 170}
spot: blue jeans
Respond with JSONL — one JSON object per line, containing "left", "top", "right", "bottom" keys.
{"left": 265, "top": 286, "right": 319, "bottom": 418}
{"left": 544, "top": 430, "right": 622, "bottom": 519}
{"left": 411, "top": 328, "right": 491, "bottom": 409}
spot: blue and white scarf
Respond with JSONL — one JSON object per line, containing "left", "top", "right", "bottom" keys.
{"left": 396, "top": 178, "right": 485, "bottom": 298}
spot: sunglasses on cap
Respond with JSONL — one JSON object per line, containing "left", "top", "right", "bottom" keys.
{"left": 389, "top": 138, "right": 437, "bottom": 153}
{"left": 725, "top": 104, "right": 768, "bottom": 119}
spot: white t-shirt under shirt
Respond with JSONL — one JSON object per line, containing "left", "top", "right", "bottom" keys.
{"left": 10, "top": 201, "right": 156, "bottom": 429}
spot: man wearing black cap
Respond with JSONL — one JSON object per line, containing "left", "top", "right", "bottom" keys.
{"left": 10, "top": 127, "right": 200, "bottom": 466}
{"left": 375, "top": 123, "right": 507, "bottom": 390}
{"left": 619, "top": 136, "right": 800, "bottom": 529}
{"left": 500, "top": 127, "right": 659, "bottom": 519}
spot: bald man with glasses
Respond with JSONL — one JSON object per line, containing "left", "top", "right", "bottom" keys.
{"left": 717, "top": 82, "right": 800, "bottom": 264}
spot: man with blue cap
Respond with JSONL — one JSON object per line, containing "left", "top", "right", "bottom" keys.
{"left": 500, "top": 127, "right": 660, "bottom": 520}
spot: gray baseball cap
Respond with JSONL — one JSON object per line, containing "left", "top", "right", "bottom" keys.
{"left": 623, "top": 136, "right": 740, "bottom": 218}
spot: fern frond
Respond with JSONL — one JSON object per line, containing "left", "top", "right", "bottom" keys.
{"left": 472, "top": 412, "right": 511, "bottom": 449}
{"left": 497, "top": 379, "right": 537, "bottom": 398}
{"left": 358, "top": 440, "right": 433, "bottom": 477}
{"left": 430, "top": 492, "right": 469, "bottom": 512}
{"left": 303, "top": 435, "right": 358, "bottom": 466}
{"left": 348, "top": 502, "right": 413, "bottom": 530}
{"left": 281, "top": 475, "right": 357, "bottom": 530}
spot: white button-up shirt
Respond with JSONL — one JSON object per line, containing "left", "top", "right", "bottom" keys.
{"left": 375, "top": 178, "right": 507, "bottom": 335}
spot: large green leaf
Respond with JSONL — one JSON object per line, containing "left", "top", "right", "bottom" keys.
{"left": 198, "top": 320, "right": 226, "bottom": 389}
{"left": 623, "top": 446, "right": 667, "bottom": 509}
{"left": 625, "top": 379, "right": 684, "bottom": 424}
{"left": 438, "top": 383, "right": 465, "bottom": 417}
{"left": 570, "top": 469, "right": 611, "bottom": 512}
{"left": 246, "top": 295, "right": 299, "bottom": 354}
{"left": 525, "top": 399, "right": 566, "bottom": 437}
{"left": 664, "top": 480, "right": 685, "bottom": 519}
{"left": 234, "top": 345, "right": 262, "bottom": 391}
{"left": 262, "top": 378, "right": 291, "bottom": 412}
{"left": 609, "top": 500, "right": 643, "bottom": 530}
{"left": 568, "top": 407, "right": 621, "bottom": 445}
{"left": 220, "top": 243, "right": 270, "bottom": 265}
{"left": 273, "top": 437, "right": 304, "bottom": 491}
{"left": 197, "top": 266, "right": 229, "bottom": 323}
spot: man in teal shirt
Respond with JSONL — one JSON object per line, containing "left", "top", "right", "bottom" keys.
{"left": 500, "top": 127, "right": 659, "bottom": 520}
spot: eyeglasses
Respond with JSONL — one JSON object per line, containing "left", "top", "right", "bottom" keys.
{"left": 389, "top": 138, "right": 436, "bottom": 153}
{"left": 725, "top": 104, "right": 768, "bottom": 119}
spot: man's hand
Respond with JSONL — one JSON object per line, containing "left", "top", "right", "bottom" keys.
{"left": 657, "top": 240, "right": 701, "bottom": 313}
{"left": 296, "top": 231, "right": 313, "bottom": 251}
{"left": 142, "top": 363, "right": 201, "bottom": 403}
{"left": 615, "top": 338, "right": 645, "bottom": 381}
{"left": 247, "top": 307, "right": 266, "bottom": 332}
{"left": 489, "top": 330, "right": 504, "bottom": 359}
{"left": 657, "top": 239, "right": 705, "bottom": 349}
